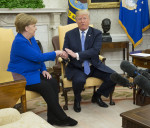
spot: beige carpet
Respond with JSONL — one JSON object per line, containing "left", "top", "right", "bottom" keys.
{"left": 55, "top": 100, "right": 139, "bottom": 128}
{"left": 26, "top": 86, "right": 139, "bottom": 128}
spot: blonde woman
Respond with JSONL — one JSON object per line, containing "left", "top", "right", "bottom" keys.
{"left": 8, "top": 13, "right": 77, "bottom": 126}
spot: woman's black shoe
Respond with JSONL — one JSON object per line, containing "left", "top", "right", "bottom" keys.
{"left": 48, "top": 119, "right": 59, "bottom": 125}
{"left": 53, "top": 117, "right": 78, "bottom": 126}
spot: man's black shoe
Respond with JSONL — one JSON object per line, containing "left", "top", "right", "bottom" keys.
{"left": 92, "top": 95, "right": 108, "bottom": 108}
{"left": 73, "top": 100, "right": 81, "bottom": 112}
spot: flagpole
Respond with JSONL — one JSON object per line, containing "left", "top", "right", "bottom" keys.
{"left": 132, "top": 44, "right": 134, "bottom": 62}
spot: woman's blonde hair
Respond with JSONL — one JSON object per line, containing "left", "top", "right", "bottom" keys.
{"left": 15, "top": 13, "right": 37, "bottom": 33}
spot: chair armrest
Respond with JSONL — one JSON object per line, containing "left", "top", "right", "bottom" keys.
{"left": 58, "top": 57, "right": 66, "bottom": 80}
{"left": 58, "top": 57, "right": 63, "bottom": 63}
{"left": 99, "top": 55, "right": 106, "bottom": 62}
{"left": 58, "top": 57, "right": 69, "bottom": 64}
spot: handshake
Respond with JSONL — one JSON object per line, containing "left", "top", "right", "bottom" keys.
{"left": 55, "top": 48, "right": 77, "bottom": 59}
{"left": 55, "top": 50, "right": 68, "bottom": 59}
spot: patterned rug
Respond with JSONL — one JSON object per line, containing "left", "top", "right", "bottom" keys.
{"left": 27, "top": 86, "right": 133, "bottom": 114}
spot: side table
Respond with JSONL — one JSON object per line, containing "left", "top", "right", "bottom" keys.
{"left": 120, "top": 104, "right": 150, "bottom": 128}
{"left": 101, "top": 41, "right": 129, "bottom": 61}
{"left": 0, "top": 71, "right": 27, "bottom": 112}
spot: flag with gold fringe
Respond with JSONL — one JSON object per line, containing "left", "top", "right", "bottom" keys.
{"left": 68, "top": 0, "right": 88, "bottom": 24}
{"left": 119, "top": 0, "right": 150, "bottom": 47}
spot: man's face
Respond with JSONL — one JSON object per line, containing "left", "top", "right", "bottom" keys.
{"left": 76, "top": 14, "right": 90, "bottom": 31}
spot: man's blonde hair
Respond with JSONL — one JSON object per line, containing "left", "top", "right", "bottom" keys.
{"left": 76, "top": 10, "right": 90, "bottom": 18}
{"left": 15, "top": 13, "right": 37, "bottom": 33}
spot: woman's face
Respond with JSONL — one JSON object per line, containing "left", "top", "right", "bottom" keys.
{"left": 25, "top": 24, "right": 37, "bottom": 37}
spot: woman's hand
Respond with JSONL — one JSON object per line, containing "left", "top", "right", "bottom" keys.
{"left": 42, "top": 70, "right": 52, "bottom": 79}
{"left": 55, "top": 50, "right": 62, "bottom": 56}
{"left": 55, "top": 50, "right": 68, "bottom": 59}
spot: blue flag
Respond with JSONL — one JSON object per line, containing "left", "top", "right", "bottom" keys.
{"left": 68, "top": 0, "right": 88, "bottom": 24}
{"left": 119, "top": 0, "right": 150, "bottom": 47}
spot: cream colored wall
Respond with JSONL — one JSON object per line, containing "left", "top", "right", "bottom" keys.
{"left": 89, "top": 8, "right": 122, "bottom": 34}
{"left": 43, "top": 0, "right": 68, "bottom": 8}
{"left": 43, "top": 0, "right": 68, "bottom": 26}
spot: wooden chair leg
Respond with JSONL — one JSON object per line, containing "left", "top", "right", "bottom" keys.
{"left": 20, "top": 89, "right": 27, "bottom": 112}
{"left": 109, "top": 87, "right": 115, "bottom": 105}
{"left": 63, "top": 88, "right": 69, "bottom": 110}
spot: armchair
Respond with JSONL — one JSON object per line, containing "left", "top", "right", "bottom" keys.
{"left": 58, "top": 23, "right": 114, "bottom": 110}
{"left": 0, "top": 28, "right": 40, "bottom": 110}
{"left": 0, "top": 108, "right": 55, "bottom": 128}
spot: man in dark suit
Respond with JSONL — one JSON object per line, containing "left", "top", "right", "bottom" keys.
{"left": 63, "top": 10, "right": 116, "bottom": 112}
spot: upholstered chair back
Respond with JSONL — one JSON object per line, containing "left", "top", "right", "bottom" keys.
{"left": 0, "top": 28, "right": 14, "bottom": 71}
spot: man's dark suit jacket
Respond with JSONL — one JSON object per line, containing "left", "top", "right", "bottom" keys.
{"left": 63, "top": 27, "right": 114, "bottom": 80}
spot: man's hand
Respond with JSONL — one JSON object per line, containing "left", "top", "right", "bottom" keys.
{"left": 65, "top": 48, "right": 77, "bottom": 58}
{"left": 61, "top": 51, "right": 68, "bottom": 59}
{"left": 42, "top": 71, "right": 52, "bottom": 79}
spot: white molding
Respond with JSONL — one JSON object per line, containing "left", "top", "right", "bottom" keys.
{"left": 0, "top": 8, "right": 67, "bottom": 13}
{"left": 143, "top": 33, "right": 150, "bottom": 36}
{"left": 111, "top": 34, "right": 129, "bottom": 42}
{"left": 111, "top": 33, "right": 150, "bottom": 42}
